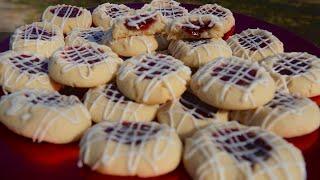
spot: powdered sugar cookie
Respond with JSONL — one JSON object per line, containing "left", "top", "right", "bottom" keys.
{"left": 227, "top": 28, "right": 284, "bottom": 61}
{"left": 184, "top": 121, "right": 306, "bottom": 180}
{"left": 49, "top": 43, "right": 123, "bottom": 88}
{"left": 261, "top": 52, "right": 320, "bottom": 97}
{"left": 166, "top": 14, "right": 224, "bottom": 40}
{"left": 10, "top": 22, "right": 64, "bottom": 58}
{"left": 117, "top": 53, "right": 191, "bottom": 105}
{"left": 79, "top": 121, "right": 182, "bottom": 177}
{"left": 92, "top": 3, "right": 132, "bottom": 30}
{"left": 84, "top": 83, "right": 159, "bottom": 123}
{"left": 65, "top": 27, "right": 109, "bottom": 47}
{"left": 231, "top": 91, "right": 320, "bottom": 138}
{"left": 0, "top": 51, "right": 61, "bottom": 93}
{"left": 190, "top": 56, "right": 276, "bottom": 110}
{"left": 112, "top": 8, "right": 166, "bottom": 39}
{"left": 42, "top": 4, "right": 92, "bottom": 34}
{"left": 0, "top": 89, "right": 91, "bottom": 144}
{"left": 190, "top": 4, "right": 235, "bottom": 34}
{"left": 157, "top": 91, "right": 228, "bottom": 139}
{"left": 168, "top": 38, "right": 232, "bottom": 68}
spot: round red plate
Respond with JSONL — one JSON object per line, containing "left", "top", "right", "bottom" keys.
{"left": 0, "top": 3, "right": 319, "bottom": 180}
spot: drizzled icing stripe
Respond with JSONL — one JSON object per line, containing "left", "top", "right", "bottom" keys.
{"left": 79, "top": 121, "right": 178, "bottom": 174}
{"left": 190, "top": 4, "right": 232, "bottom": 19}
{"left": 66, "top": 27, "right": 109, "bottom": 46}
{"left": 146, "top": 0, "right": 188, "bottom": 20}
{"left": 118, "top": 53, "right": 191, "bottom": 102}
{"left": 0, "top": 89, "right": 90, "bottom": 142}
{"left": 124, "top": 10, "right": 159, "bottom": 30}
{"left": 95, "top": 3, "right": 131, "bottom": 20}
{"left": 184, "top": 121, "right": 306, "bottom": 180}
{"left": 192, "top": 57, "right": 270, "bottom": 104}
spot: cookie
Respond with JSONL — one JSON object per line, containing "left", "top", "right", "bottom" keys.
{"left": 157, "top": 91, "right": 228, "bottom": 139}
{"left": 168, "top": 38, "right": 232, "bottom": 68}
{"left": 105, "top": 29, "right": 158, "bottom": 57}
{"left": 0, "top": 89, "right": 91, "bottom": 144}
{"left": 0, "top": 51, "right": 61, "bottom": 93}
{"left": 84, "top": 83, "right": 159, "bottom": 123}
{"left": 190, "top": 56, "right": 276, "bottom": 110}
{"left": 149, "top": 0, "right": 181, "bottom": 7}
{"left": 230, "top": 91, "right": 320, "bottom": 138}
{"left": 190, "top": 4, "right": 235, "bottom": 35}
{"left": 49, "top": 43, "right": 123, "bottom": 88}
{"left": 261, "top": 52, "right": 320, "bottom": 97}
{"left": 79, "top": 121, "right": 182, "bottom": 177}
{"left": 227, "top": 28, "right": 284, "bottom": 61}
{"left": 112, "top": 8, "right": 166, "bottom": 39}
{"left": 10, "top": 22, "right": 64, "bottom": 58}
{"left": 92, "top": 3, "right": 132, "bottom": 30}
{"left": 42, "top": 4, "right": 92, "bottom": 34}
{"left": 166, "top": 14, "right": 224, "bottom": 40}
{"left": 65, "top": 27, "right": 109, "bottom": 47}
{"left": 184, "top": 121, "right": 306, "bottom": 180}
{"left": 117, "top": 53, "right": 191, "bottom": 105}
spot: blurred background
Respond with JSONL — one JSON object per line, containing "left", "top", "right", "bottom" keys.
{"left": 1, "top": 0, "right": 319, "bottom": 46}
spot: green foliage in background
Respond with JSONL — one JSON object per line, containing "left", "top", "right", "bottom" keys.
{"left": 10, "top": 0, "right": 320, "bottom": 46}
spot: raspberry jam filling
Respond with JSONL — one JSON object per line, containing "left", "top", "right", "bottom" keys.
{"left": 207, "top": 8, "right": 227, "bottom": 17}
{"left": 157, "top": 7, "right": 185, "bottom": 19}
{"left": 50, "top": 6, "right": 82, "bottom": 18}
{"left": 274, "top": 57, "right": 311, "bottom": 76}
{"left": 135, "top": 55, "right": 175, "bottom": 79}
{"left": 182, "top": 20, "right": 214, "bottom": 37}
{"left": 239, "top": 34, "right": 271, "bottom": 51}
{"left": 21, "top": 26, "right": 55, "bottom": 40}
{"left": 80, "top": 30, "right": 104, "bottom": 43}
{"left": 124, "top": 13, "right": 157, "bottom": 30}
{"left": 212, "top": 128, "right": 272, "bottom": 165}
{"left": 267, "top": 92, "right": 300, "bottom": 109}
{"left": 104, "top": 122, "right": 160, "bottom": 145}
{"left": 106, "top": 7, "right": 129, "bottom": 18}
{"left": 185, "top": 39, "right": 211, "bottom": 47}
{"left": 10, "top": 54, "right": 48, "bottom": 74}
{"left": 24, "top": 93, "right": 77, "bottom": 106}
{"left": 180, "top": 91, "right": 218, "bottom": 119}
{"left": 61, "top": 46, "right": 105, "bottom": 64}
{"left": 105, "top": 83, "right": 131, "bottom": 103}
{"left": 211, "top": 64, "right": 258, "bottom": 86}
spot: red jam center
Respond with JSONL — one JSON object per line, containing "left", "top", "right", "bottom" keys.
{"left": 106, "top": 7, "right": 129, "bottom": 18}
{"left": 80, "top": 30, "right": 104, "bottom": 43}
{"left": 24, "top": 93, "right": 76, "bottom": 106}
{"left": 212, "top": 128, "right": 272, "bottom": 165}
{"left": 105, "top": 83, "right": 132, "bottom": 104}
{"left": 239, "top": 34, "right": 271, "bottom": 51}
{"left": 61, "top": 46, "right": 105, "bottom": 64}
{"left": 274, "top": 57, "right": 310, "bottom": 76}
{"left": 21, "top": 26, "right": 55, "bottom": 40}
{"left": 50, "top": 6, "right": 82, "bottom": 18}
{"left": 207, "top": 8, "right": 227, "bottom": 17}
{"left": 267, "top": 92, "right": 300, "bottom": 109}
{"left": 124, "top": 13, "right": 157, "bottom": 30}
{"left": 157, "top": 7, "right": 185, "bottom": 19}
{"left": 10, "top": 54, "right": 48, "bottom": 74}
{"left": 182, "top": 20, "right": 214, "bottom": 37}
{"left": 180, "top": 91, "right": 218, "bottom": 119}
{"left": 211, "top": 64, "right": 258, "bottom": 86}
{"left": 104, "top": 122, "right": 160, "bottom": 145}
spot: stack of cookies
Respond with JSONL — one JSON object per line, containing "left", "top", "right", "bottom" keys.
{"left": 0, "top": 0, "right": 318, "bottom": 179}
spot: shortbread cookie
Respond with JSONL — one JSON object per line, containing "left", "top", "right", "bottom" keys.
{"left": 112, "top": 8, "right": 166, "bottom": 39}
{"left": 231, "top": 91, "right": 320, "bottom": 138}
{"left": 49, "top": 43, "right": 123, "bottom": 87}
{"left": 42, "top": 4, "right": 92, "bottom": 34}
{"left": 261, "top": 52, "right": 320, "bottom": 97}
{"left": 0, "top": 51, "right": 61, "bottom": 93}
{"left": 117, "top": 53, "right": 191, "bottom": 105}
{"left": 190, "top": 4, "right": 235, "bottom": 34}
{"left": 92, "top": 3, "right": 132, "bottom": 30}
{"left": 190, "top": 56, "right": 276, "bottom": 110}
{"left": 184, "top": 121, "right": 306, "bottom": 180}
{"left": 168, "top": 38, "right": 232, "bottom": 68}
{"left": 157, "top": 91, "right": 228, "bottom": 139}
{"left": 149, "top": 0, "right": 180, "bottom": 7}
{"left": 0, "top": 89, "right": 91, "bottom": 144}
{"left": 79, "top": 121, "right": 182, "bottom": 177}
{"left": 84, "top": 83, "right": 159, "bottom": 123}
{"left": 227, "top": 28, "right": 284, "bottom": 61}
{"left": 65, "top": 27, "right": 109, "bottom": 47}
{"left": 10, "top": 22, "right": 64, "bottom": 58}
{"left": 166, "top": 14, "right": 224, "bottom": 40}
{"left": 106, "top": 31, "right": 158, "bottom": 57}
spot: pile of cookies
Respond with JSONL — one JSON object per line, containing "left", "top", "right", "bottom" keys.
{"left": 0, "top": 0, "right": 318, "bottom": 179}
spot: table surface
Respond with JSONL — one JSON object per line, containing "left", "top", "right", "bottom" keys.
{"left": 0, "top": 3, "right": 319, "bottom": 180}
